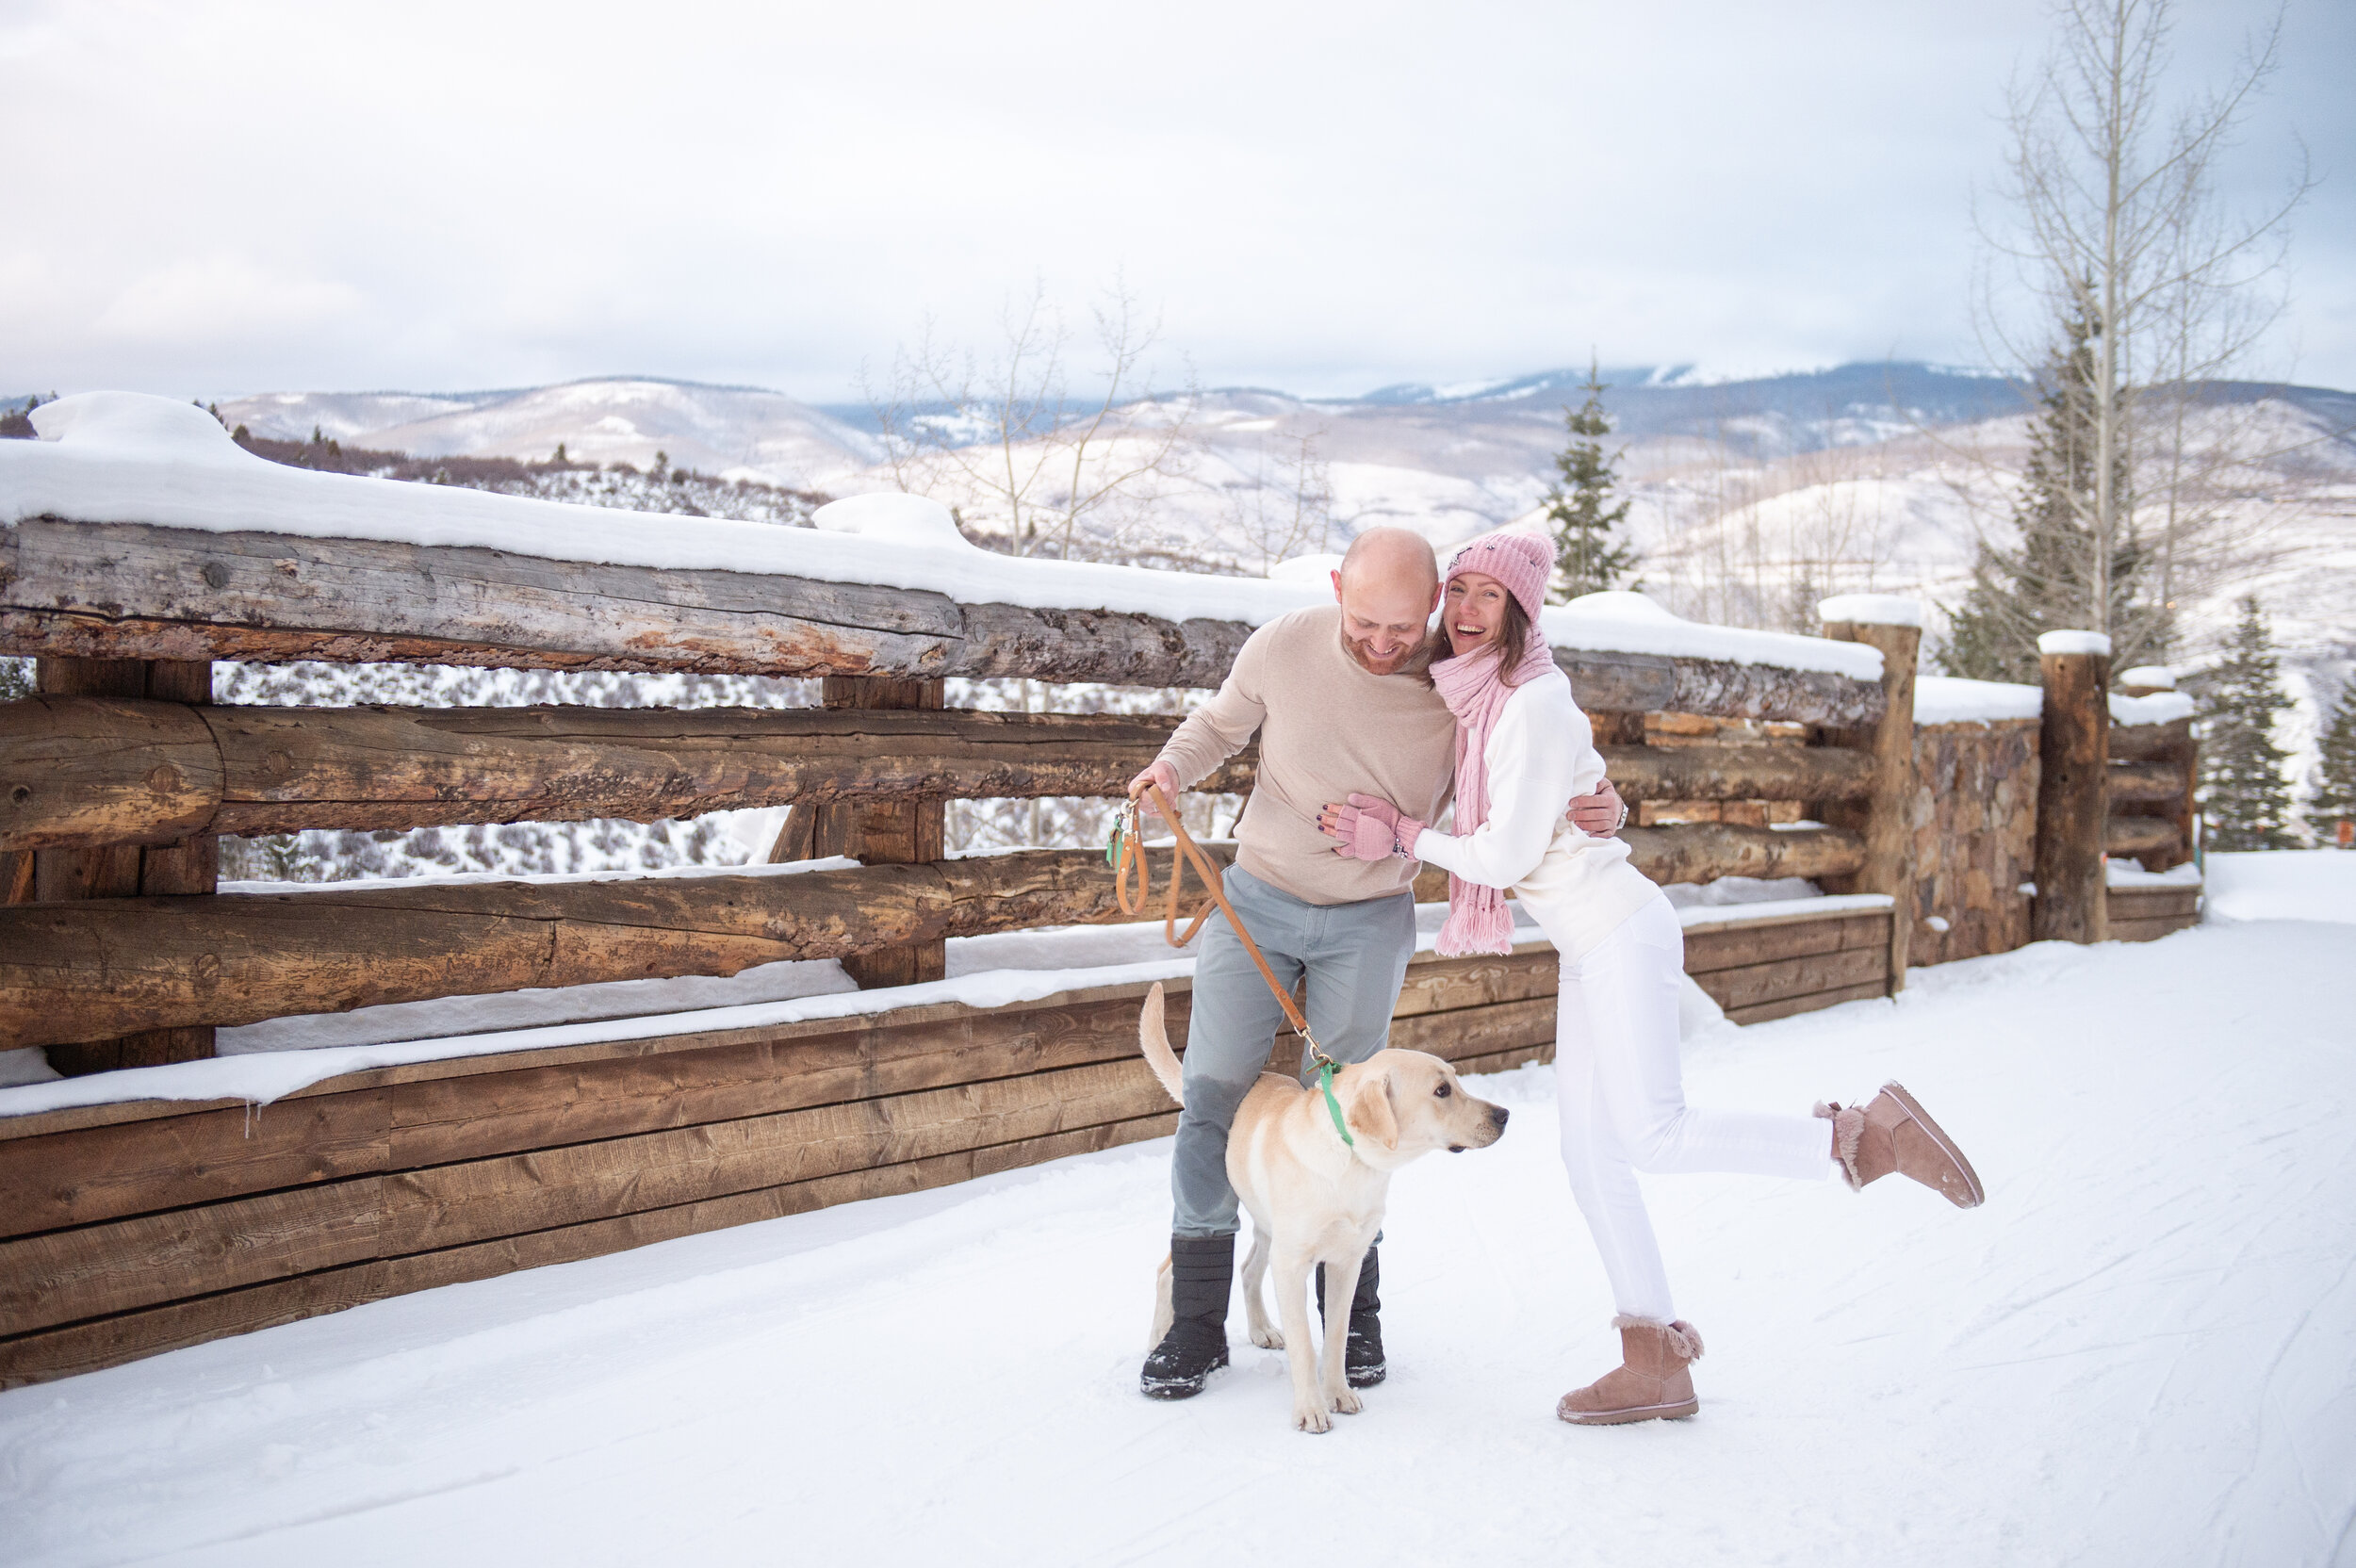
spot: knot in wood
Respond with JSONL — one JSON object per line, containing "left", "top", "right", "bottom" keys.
{"left": 144, "top": 764, "right": 183, "bottom": 792}
{"left": 199, "top": 561, "right": 231, "bottom": 589}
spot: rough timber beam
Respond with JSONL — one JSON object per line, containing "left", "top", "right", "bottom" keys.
{"left": 1, "top": 518, "right": 1885, "bottom": 722}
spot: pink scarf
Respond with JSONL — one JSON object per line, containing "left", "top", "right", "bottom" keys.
{"left": 1430, "top": 635, "right": 1559, "bottom": 956}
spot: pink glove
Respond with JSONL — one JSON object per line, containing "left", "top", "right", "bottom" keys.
{"left": 1327, "top": 792, "right": 1426, "bottom": 861}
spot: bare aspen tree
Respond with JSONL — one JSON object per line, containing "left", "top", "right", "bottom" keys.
{"left": 1226, "top": 429, "right": 1337, "bottom": 575}
{"left": 867, "top": 275, "right": 1200, "bottom": 561}
{"left": 1977, "top": 0, "right": 2308, "bottom": 646}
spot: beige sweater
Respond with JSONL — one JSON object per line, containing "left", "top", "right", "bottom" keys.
{"left": 1156, "top": 605, "right": 1457, "bottom": 906}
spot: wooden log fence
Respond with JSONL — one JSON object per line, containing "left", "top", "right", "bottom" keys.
{"left": 0, "top": 700, "right": 1888, "bottom": 852}
{"left": 0, "top": 484, "right": 2206, "bottom": 1387}
{"left": 0, "top": 517, "right": 1886, "bottom": 723}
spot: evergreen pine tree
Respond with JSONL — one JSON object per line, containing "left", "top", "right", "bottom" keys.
{"left": 1935, "top": 298, "right": 2166, "bottom": 680}
{"left": 1541, "top": 359, "right": 1639, "bottom": 602}
{"left": 2199, "top": 596, "right": 2297, "bottom": 851}
{"left": 2308, "top": 682, "right": 2356, "bottom": 843}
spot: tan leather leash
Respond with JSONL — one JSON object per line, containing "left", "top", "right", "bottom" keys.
{"left": 1110, "top": 785, "right": 1355, "bottom": 1145}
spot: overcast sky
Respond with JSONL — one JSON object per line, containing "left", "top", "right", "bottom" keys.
{"left": 3, "top": 0, "right": 2348, "bottom": 404}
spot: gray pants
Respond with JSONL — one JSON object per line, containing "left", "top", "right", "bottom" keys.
{"left": 1172, "top": 865, "right": 1419, "bottom": 1237}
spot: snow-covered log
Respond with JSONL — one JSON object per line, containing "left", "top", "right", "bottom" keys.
{"left": 0, "top": 517, "right": 1886, "bottom": 720}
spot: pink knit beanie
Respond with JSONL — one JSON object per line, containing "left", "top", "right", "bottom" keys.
{"left": 1444, "top": 531, "right": 1551, "bottom": 621}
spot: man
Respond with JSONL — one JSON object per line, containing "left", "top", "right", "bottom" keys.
{"left": 1131, "top": 527, "right": 1624, "bottom": 1398}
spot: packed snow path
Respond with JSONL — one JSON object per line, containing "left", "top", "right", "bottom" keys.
{"left": 3, "top": 898, "right": 2352, "bottom": 1564}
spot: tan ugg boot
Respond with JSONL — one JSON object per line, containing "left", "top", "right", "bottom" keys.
{"left": 1820, "top": 1081, "right": 1984, "bottom": 1208}
{"left": 1556, "top": 1317, "right": 1703, "bottom": 1426}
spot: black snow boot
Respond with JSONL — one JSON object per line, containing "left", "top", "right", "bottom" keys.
{"left": 1317, "top": 1244, "right": 1387, "bottom": 1388}
{"left": 1141, "top": 1233, "right": 1234, "bottom": 1400}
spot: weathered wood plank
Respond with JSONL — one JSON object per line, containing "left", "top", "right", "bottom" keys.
{"left": 1389, "top": 949, "right": 1560, "bottom": 1017}
{"left": 1681, "top": 913, "right": 1888, "bottom": 975}
{"left": 1818, "top": 617, "right": 1919, "bottom": 995}
{"left": 0, "top": 843, "right": 1238, "bottom": 1049}
{"left": 0, "top": 1116, "right": 1180, "bottom": 1389}
{"left": 1449, "top": 1042, "right": 1555, "bottom": 1079}
{"left": 1689, "top": 945, "right": 1888, "bottom": 1014}
{"left": 0, "top": 1056, "right": 1179, "bottom": 1331}
{"left": 0, "top": 518, "right": 1252, "bottom": 687}
{"left": 2108, "top": 718, "right": 2192, "bottom": 763}
{"left": 0, "top": 698, "right": 1258, "bottom": 849}
{"left": 0, "top": 518, "right": 1887, "bottom": 719}
{"left": 2108, "top": 760, "right": 2187, "bottom": 806}
{"left": 387, "top": 989, "right": 1193, "bottom": 1174}
{"left": 379, "top": 1058, "right": 1176, "bottom": 1256}
{"left": 0, "top": 1178, "right": 384, "bottom": 1335}
{"left": 0, "top": 1094, "right": 391, "bottom": 1241}
{"left": 1723, "top": 978, "right": 1890, "bottom": 1026}
{"left": 2105, "top": 815, "right": 2182, "bottom": 858}
{"left": 1620, "top": 823, "right": 1864, "bottom": 884}
{"left": 2034, "top": 645, "right": 2110, "bottom": 942}
{"left": 1387, "top": 996, "right": 1558, "bottom": 1060}
{"left": 1598, "top": 742, "right": 1873, "bottom": 804}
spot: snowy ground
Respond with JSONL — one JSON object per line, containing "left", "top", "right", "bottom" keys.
{"left": 2, "top": 864, "right": 2351, "bottom": 1566}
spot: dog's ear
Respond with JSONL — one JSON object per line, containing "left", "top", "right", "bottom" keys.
{"left": 1347, "top": 1068, "right": 1399, "bottom": 1152}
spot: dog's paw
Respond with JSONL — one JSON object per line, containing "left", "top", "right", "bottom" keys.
{"left": 1251, "top": 1327, "right": 1284, "bottom": 1350}
{"left": 1328, "top": 1386, "right": 1363, "bottom": 1416}
{"left": 1292, "top": 1398, "right": 1333, "bottom": 1434}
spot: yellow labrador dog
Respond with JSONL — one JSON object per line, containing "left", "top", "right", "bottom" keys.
{"left": 1138, "top": 983, "right": 1510, "bottom": 1432}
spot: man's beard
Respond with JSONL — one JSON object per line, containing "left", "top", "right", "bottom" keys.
{"left": 1340, "top": 624, "right": 1436, "bottom": 677}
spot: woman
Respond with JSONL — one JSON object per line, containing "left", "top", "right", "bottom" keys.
{"left": 1318, "top": 531, "right": 1983, "bottom": 1427}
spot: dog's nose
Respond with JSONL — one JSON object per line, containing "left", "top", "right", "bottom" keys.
{"left": 1490, "top": 1104, "right": 1510, "bottom": 1130}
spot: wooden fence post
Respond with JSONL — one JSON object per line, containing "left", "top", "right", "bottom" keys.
{"left": 29, "top": 657, "right": 218, "bottom": 1074}
{"left": 807, "top": 677, "right": 948, "bottom": 988}
{"left": 1816, "top": 600, "right": 1920, "bottom": 995}
{"left": 2034, "top": 631, "right": 2109, "bottom": 943}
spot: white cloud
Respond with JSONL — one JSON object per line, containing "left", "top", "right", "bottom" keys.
{"left": 0, "top": 0, "right": 2344, "bottom": 399}
{"left": 93, "top": 256, "right": 364, "bottom": 346}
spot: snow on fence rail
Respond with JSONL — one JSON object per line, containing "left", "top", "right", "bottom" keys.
{"left": 0, "top": 395, "right": 2203, "bottom": 1388}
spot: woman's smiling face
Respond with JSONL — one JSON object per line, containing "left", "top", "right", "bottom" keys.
{"left": 1443, "top": 570, "right": 1510, "bottom": 658}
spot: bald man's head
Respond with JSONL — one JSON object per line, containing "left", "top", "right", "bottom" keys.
{"left": 1331, "top": 528, "right": 1441, "bottom": 675}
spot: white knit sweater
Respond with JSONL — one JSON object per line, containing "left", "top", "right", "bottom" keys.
{"left": 1409, "top": 666, "right": 1662, "bottom": 960}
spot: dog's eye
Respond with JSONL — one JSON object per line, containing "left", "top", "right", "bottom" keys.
{"left": 1434, "top": 1082, "right": 1451, "bottom": 1099}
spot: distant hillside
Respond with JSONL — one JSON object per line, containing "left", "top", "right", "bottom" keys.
{"left": 215, "top": 377, "right": 880, "bottom": 492}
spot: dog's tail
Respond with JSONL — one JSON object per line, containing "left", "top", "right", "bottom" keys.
{"left": 1138, "top": 982, "right": 1185, "bottom": 1106}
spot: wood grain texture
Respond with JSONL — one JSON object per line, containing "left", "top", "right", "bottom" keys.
{"left": 1819, "top": 619, "right": 1919, "bottom": 995}
{"left": 0, "top": 842, "right": 1237, "bottom": 1048}
{"left": 24, "top": 659, "right": 221, "bottom": 1075}
{"left": 0, "top": 698, "right": 1260, "bottom": 846}
{"left": 0, "top": 900, "right": 1909, "bottom": 1384}
{"left": 1598, "top": 742, "right": 1873, "bottom": 805}
{"left": 0, "top": 1117, "right": 1180, "bottom": 1389}
{"left": 1681, "top": 912, "right": 1889, "bottom": 975}
{"left": 1723, "top": 978, "right": 1890, "bottom": 1026}
{"left": 1687, "top": 945, "right": 1889, "bottom": 1013}
{"left": 1619, "top": 823, "right": 1864, "bottom": 884}
{"left": 2107, "top": 760, "right": 2187, "bottom": 805}
{"left": 2035, "top": 648, "right": 2110, "bottom": 943}
{"left": 2105, "top": 815, "right": 2181, "bottom": 858}
{"left": 1, "top": 518, "right": 1886, "bottom": 716}
{"left": 0, "top": 519, "right": 1252, "bottom": 688}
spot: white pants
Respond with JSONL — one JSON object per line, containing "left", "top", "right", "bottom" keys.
{"left": 1539, "top": 894, "right": 1831, "bottom": 1321}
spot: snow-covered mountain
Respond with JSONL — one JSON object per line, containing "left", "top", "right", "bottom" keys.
{"left": 195, "top": 362, "right": 2356, "bottom": 841}
{"left": 215, "top": 378, "right": 881, "bottom": 491}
